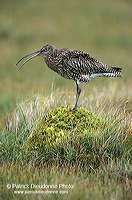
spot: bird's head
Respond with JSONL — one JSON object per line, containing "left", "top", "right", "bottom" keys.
{"left": 40, "top": 44, "right": 56, "bottom": 57}
{"left": 16, "top": 44, "right": 56, "bottom": 70}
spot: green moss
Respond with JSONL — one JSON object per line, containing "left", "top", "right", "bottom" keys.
{"left": 25, "top": 105, "right": 103, "bottom": 154}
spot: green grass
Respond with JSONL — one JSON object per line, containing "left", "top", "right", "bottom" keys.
{"left": 24, "top": 105, "right": 104, "bottom": 167}
{"left": 0, "top": 83, "right": 131, "bottom": 199}
{"left": 0, "top": 0, "right": 132, "bottom": 199}
{"left": 1, "top": 162, "right": 131, "bottom": 200}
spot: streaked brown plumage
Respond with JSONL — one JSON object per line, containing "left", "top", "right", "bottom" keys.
{"left": 16, "top": 44, "right": 122, "bottom": 111}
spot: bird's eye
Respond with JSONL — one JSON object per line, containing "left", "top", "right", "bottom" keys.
{"left": 40, "top": 47, "right": 47, "bottom": 53}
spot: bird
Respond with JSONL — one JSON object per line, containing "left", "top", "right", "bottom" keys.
{"left": 16, "top": 44, "right": 122, "bottom": 112}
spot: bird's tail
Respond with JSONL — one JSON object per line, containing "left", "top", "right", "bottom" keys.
{"left": 113, "top": 67, "right": 122, "bottom": 72}
{"left": 97, "top": 66, "right": 123, "bottom": 78}
{"left": 110, "top": 67, "right": 122, "bottom": 77}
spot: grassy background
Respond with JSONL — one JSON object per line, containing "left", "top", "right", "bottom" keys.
{"left": 0, "top": 0, "right": 132, "bottom": 199}
{"left": 0, "top": 0, "right": 132, "bottom": 116}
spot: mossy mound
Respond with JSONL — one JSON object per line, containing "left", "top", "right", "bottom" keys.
{"left": 24, "top": 105, "right": 104, "bottom": 167}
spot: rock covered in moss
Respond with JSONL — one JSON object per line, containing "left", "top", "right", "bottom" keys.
{"left": 25, "top": 105, "right": 103, "bottom": 154}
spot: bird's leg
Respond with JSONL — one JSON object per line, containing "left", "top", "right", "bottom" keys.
{"left": 71, "top": 80, "right": 81, "bottom": 112}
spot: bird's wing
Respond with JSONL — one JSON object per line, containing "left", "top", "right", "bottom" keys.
{"left": 62, "top": 50, "right": 104, "bottom": 75}
{"left": 62, "top": 49, "right": 122, "bottom": 76}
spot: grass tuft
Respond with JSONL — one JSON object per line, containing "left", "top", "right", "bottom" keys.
{"left": 24, "top": 105, "right": 103, "bottom": 168}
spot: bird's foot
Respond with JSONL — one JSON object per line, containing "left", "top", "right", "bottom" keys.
{"left": 70, "top": 105, "right": 79, "bottom": 113}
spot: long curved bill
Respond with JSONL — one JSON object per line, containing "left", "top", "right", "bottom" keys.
{"left": 16, "top": 50, "right": 41, "bottom": 70}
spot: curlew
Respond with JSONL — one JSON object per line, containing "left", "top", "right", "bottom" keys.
{"left": 16, "top": 44, "right": 122, "bottom": 111}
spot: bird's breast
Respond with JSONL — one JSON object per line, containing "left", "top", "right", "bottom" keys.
{"left": 44, "top": 55, "right": 68, "bottom": 78}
